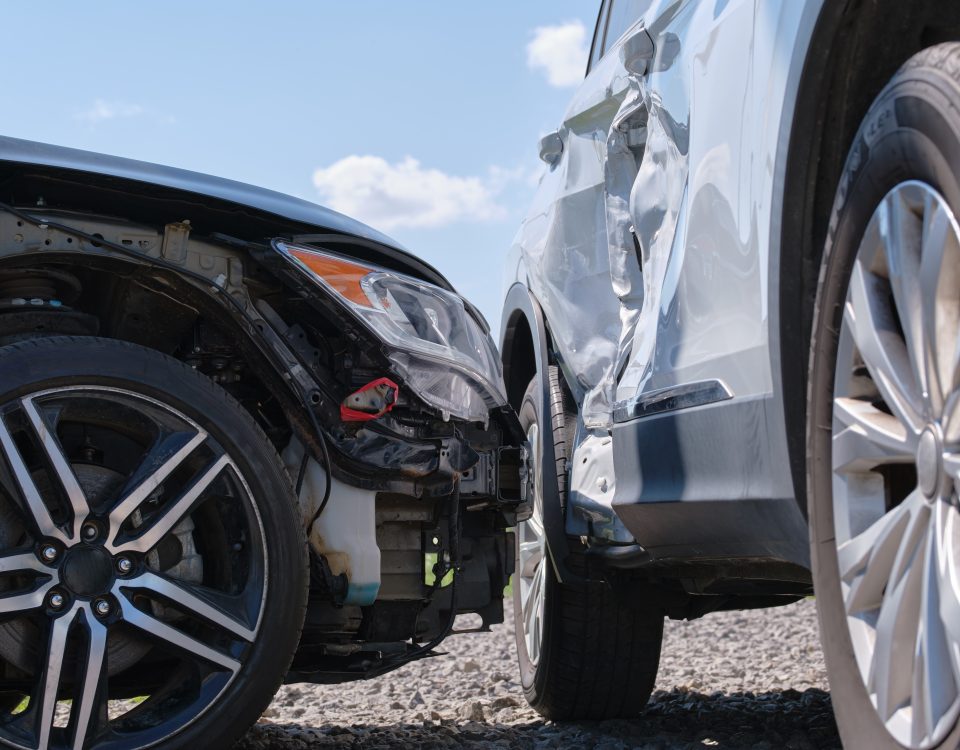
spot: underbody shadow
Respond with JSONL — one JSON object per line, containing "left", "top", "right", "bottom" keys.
{"left": 235, "top": 688, "right": 840, "bottom": 749}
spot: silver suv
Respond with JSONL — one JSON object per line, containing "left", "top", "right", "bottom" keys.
{"left": 500, "top": 2, "right": 960, "bottom": 748}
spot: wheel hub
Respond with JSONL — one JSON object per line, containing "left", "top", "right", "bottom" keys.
{"left": 0, "top": 464, "right": 148, "bottom": 676}
{"left": 60, "top": 545, "right": 114, "bottom": 598}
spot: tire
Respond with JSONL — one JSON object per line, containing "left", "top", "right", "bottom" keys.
{"left": 0, "top": 336, "right": 308, "bottom": 750}
{"left": 808, "top": 44, "right": 960, "bottom": 750}
{"left": 513, "top": 368, "right": 662, "bottom": 720}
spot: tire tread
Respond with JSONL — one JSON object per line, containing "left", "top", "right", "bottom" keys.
{"left": 516, "top": 368, "right": 662, "bottom": 721}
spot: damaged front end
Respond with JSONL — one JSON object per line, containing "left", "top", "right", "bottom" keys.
{"left": 260, "top": 239, "right": 527, "bottom": 682}
{"left": 0, "top": 140, "right": 526, "bottom": 684}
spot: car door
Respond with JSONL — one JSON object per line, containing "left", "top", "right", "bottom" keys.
{"left": 606, "top": 1, "right": 823, "bottom": 528}
{"left": 513, "top": 0, "right": 655, "bottom": 427}
{"left": 520, "top": 0, "right": 794, "bottom": 432}
{"left": 515, "top": 1, "right": 824, "bottom": 541}
{"left": 613, "top": 0, "right": 764, "bottom": 412}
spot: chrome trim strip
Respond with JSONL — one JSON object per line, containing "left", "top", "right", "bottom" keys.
{"left": 612, "top": 379, "right": 733, "bottom": 423}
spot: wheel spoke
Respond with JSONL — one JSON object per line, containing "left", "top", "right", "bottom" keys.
{"left": 0, "top": 585, "right": 55, "bottom": 617}
{"left": 869, "top": 517, "right": 926, "bottom": 721}
{"left": 846, "top": 261, "right": 925, "bottom": 434}
{"left": 533, "top": 566, "right": 544, "bottom": 660}
{"left": 129, "top": 571, "right": 256, "bottom": 642}
{"left": 935, "top": 502, "right": 960, "bottom": 647}
{"left": 919, "top": 198, "right": 960, "bottom": 409}
{"left": 945, "top": 393, "right": 960, "bottom": 447}
{"left": 0, "top": 550, "right": 52, "bottom": 576}
{"left": 911, "top": 638, "right": 931, "bottom": 750}
{"left": 35, "top": 608, "right": 73, "bottom": 750}
{"left": 944, "top": 453, "right": 960, "bottom": 483}
{"left": 889, "top": 497, "right": 932, "bottom": 592}
{"left": 522, "top": 569, "right": 538, "bottom": 631}
{"left": 519, "top": 540, "right": 542, "bottom": 578}
{"left": 524, "top": 509, "right": 544, "bottom": 539}
{"left": 117, "top": 595, "right": 240, "bottom": 673}
{"left": 840, "top": 490, "right": 922, "bottom": 614}
{"left": 108, "top": 455, "right": 230, "bottom": 555}
{"left": 22, "top": 397, "right": 90, "bottom": 539}
{"left": 0, "top": 551, "right": 57, "bottom": 615}
{"left": 518, "top": 538, "right": 541, "bottom": 554}
{"left": 913, "top": 505, "right": 960, "bottom": 746}
{"left": 107, "top": 430, "right": 208, "bottom": 547}
{"left": 833, "top": 397, "right": 914, "bottom": 472}
{"left": 0, "top": 413, "right": 70, "bottom": 544}
{"left": 879, "top": 191, "right": 931, "bottom": 410}
{"left": 69, "top": 610, "right": 107, "bottom": 750}
{"left": 523, "top": 561, "right": 544, "bottom": 663}
{"left": 523, "top": 563, "right": 542, "bottom": 630}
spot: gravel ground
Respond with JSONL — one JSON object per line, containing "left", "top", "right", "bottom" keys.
{"left": 237, "top": 597, "right": 839, "bottom": 749}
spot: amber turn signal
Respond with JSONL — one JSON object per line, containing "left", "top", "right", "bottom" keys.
{"left": 286, "top": 247, "right": 375, "bottom": 308}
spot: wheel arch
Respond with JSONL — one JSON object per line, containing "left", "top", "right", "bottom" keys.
{"left": 500, "top": 288, "right": 537, "bottom": 414}
{"left": 0, "top": 247, "right": 321, "bottom": 461}
{"left": 499, "top": 283, "right": 576, "bottom": 582}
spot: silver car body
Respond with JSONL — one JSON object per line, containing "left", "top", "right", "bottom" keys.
{"left": 503, "top": 0, "right": 824, "bottom": 562}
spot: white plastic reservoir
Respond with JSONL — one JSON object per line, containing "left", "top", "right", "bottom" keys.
{"left": 282, "top": 439, "right": 381, "bottom": 606}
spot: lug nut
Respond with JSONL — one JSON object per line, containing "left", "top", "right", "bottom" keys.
{"left": 93, "top": 599, "right": 110, "bottom": 617}
{"left": 116, "top": 557, "right": 133, "bottom": 575}
{"left": 81, "top": 523, "right": 99, "bottom": 541}
{"left": 48, "top": 592, "right": 65, "bottom": 610}
{"left": 40, "top": 545, "right": 58, "bottom": 563}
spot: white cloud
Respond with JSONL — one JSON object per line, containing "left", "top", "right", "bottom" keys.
{"left": 312, "top": 155, "right": 510, "bottom": 230}
{"left": 74, "top": 99, "right": 145, "bottom": 124}
{"left": 526, "top": 21, "right": 589, "bottom": 88}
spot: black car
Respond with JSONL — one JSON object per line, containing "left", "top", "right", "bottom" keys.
{"left": 0, "top": 136, "right": 523, "bottom": 750}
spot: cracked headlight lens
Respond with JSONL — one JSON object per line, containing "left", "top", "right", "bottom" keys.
{"left": 274, "top": 240, "right": 506, "bottom": 423}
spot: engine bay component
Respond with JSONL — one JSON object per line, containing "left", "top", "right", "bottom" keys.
{"left": 340, "top": 377, "right": 399, "bottom": 422}
{"left": 0, "top": 268, "right": 99, "bottom": 343}
{"left": 0, "top": 267, "right": 82, "bottom": 304}
{"left": 283, "top": 439, "right": 381, "bottom": 606}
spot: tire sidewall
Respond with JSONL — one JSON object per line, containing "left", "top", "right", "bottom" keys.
{"left": 513, "top": 378, "right": 562, "bottom": 701}
{"left": 0, "top": 337, "right": 307, "bottom": 750}
{"left": 809, "top": 52, "right": 960, "bottom": 750}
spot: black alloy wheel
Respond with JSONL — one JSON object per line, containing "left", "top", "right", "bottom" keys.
{"left": 0, "top": 337, "right": 307, "bottom": 750}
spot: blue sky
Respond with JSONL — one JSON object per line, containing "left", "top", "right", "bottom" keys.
{"left": 0, "top": 2, "right": 598, "bottom": 329}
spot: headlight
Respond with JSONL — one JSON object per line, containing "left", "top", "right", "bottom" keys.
{"left": 273, "top": 240, "right": 506, "bottom": 423}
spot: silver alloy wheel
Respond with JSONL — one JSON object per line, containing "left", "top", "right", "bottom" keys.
{"left": 832, "top": 181, "right": 960, "bottom": 749}
{"left": 518, "top": 421, "right": 546, "bottom": 666}
{"left": 0, "top": 386, "right": 267, "bottom": 750}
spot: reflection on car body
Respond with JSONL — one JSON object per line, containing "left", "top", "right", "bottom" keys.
{"left": 501, "top": 1, "right": 960, "bottom": 747}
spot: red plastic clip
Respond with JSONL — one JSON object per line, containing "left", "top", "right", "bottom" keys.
{"left": 340, "top": 377, "right": 400, "bottom": 422}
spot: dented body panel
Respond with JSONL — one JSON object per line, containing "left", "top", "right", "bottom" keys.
{"left": 503, "top": 0, "right": 827, "bottom": 589}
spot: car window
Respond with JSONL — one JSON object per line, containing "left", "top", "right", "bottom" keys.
{"left": 603, "top": 0, "right": 650, "bottom": 55}
{"left": 587, "top": 0, "right": 610, "bottom": 73}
